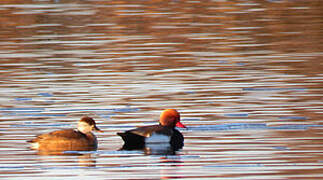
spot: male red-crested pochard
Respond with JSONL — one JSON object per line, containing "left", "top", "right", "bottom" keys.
{"left": 28, "top": 116, "right": 102, "bottom": 152}
{"left": 117, "top": 109, "right": 186, "bottom": 150}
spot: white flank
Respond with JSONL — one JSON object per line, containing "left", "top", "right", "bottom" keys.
{"left": 145, "top": 133, "right": 170, "bottom": 144}
{"left": 146, "top": 142, "right": 171, "bottom": 152}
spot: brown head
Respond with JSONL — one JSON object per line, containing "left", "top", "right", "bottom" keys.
{"left": 159, "top": 109, "right": 186, "bottom": 128}
{"left": 77, "top": 116, "right": 102, "bottom": 134}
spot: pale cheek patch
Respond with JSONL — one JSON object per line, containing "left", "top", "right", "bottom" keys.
{"left": 30, "top": 142, "right": 39, "bottom": 150}
{"left": 145, "top": 133, "right": 170, "bottom": 144}
{"left": 78, "top": 122, "right": 91, "bottom": 133}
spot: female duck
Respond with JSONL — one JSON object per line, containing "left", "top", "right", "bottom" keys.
{"left": 28, "top": 116, "right": 102, "bottom": 152}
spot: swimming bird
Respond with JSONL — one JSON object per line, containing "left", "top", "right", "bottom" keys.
{"left": 28, "top": 116, "right": 102, "bottom": 152}
{"left": 117, "top": 109, "right": 186, "bottom": 151}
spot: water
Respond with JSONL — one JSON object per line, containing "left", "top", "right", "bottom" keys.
{"left": 0, "top": 0, "right": 322, "bottom": 179}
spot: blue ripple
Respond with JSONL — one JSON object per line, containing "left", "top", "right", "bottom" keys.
{"left": 242, "top": 87, "right": 306, "bottom": 91}
{"left": 279, "top": 116, "right": 307, "bottom": 120}
{"left": 204, "top": 164, "right": 263, "bottom": 168}
{"left": 224, "top": 113, "right": 249, "bottom": 117}
{"left": 15, "top": 97, "right": 32, "bottom": 101}
{"left": 38, "top": 93, "right": 53, "bottom": 97}
{"left": 10, "top": 123, "right": 70, "bottom": 127}
{"left": 188, "top": 123, "right": 323, "bottom": 131}
{"left": 0, "top": 107, "right": 45, "bottom": 111}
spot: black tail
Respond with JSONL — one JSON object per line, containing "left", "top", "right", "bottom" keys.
{"left": 116, "top": 132, "right": 125, "bottom": 137}
{"left": 117, "top": 132, "right": 145, "bottom": 150}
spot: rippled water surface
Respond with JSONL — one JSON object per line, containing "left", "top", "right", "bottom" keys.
{"left": 0, "top": 0, "right": 322, "bottom": 179}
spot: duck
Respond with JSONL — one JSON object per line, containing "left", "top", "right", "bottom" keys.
{"left": 27, "top": 116, "right": 102, "bottom": 152}
{"left": 117, "top": 109, "right": 186, "bottom": 151}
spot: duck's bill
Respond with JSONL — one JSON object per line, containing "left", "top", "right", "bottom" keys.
{"left": 176, "top": 121, "right": 186, "bottom": 128}
{"left": 94, "top": 126, "right": 103, "bottom": 132}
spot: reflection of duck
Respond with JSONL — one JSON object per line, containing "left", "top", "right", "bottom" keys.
{"left": 143, "top": 144, "right": 176, "bottom": 155}
{"left": 117, "top": 109, "right": 186, "bottom": 153}
{"left": 27, "top": 116, "right": 102, "bottom": 152}
{"left": 32, "top": 152, "right": 97, "bottom": 167}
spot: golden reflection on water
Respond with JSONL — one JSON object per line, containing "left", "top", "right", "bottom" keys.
{"left": 0, "top": 0, "right": 322, "bottom": 179}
